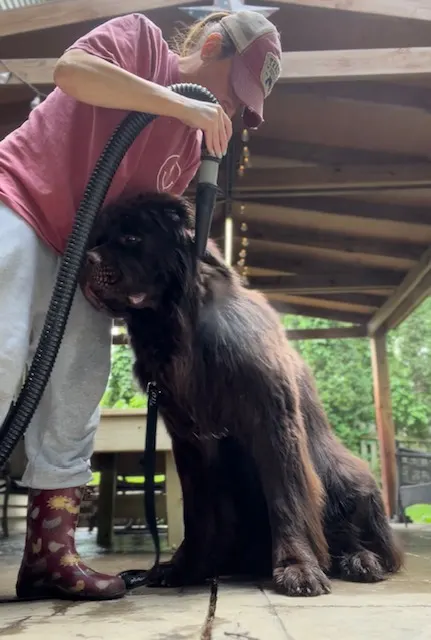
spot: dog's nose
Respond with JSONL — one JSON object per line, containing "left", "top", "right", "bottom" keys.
{"left": 87, "top": 250, "right": 102, "bottom": 265}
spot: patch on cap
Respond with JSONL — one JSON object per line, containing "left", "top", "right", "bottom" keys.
{"left": 261, "top": 51, "right": 281, "bottom": 97}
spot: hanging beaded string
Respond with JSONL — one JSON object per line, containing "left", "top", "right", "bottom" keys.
{"left": 236, "top": 128, "right": 251, "bottom": 286}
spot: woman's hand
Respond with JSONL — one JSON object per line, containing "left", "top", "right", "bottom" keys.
{"left": 178, "top": 99, "right": 232, "bottom": 159}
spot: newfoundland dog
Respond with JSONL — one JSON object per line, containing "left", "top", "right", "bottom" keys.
{"left": 80, "top": 192, "right": 403, "bottom": 596}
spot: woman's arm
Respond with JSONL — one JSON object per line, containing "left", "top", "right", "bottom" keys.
{"left": 54, "top": 49, "right": 190, "bottom": 119}
{"left": 54, "top": 49, "right": 231, "bottom": 158}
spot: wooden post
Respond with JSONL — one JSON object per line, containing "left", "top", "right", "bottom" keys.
{"left": 370, "top": 331, "right": 397, "bottom": 518}
{"left": 165, "top": 451, "right": 184, "bottom": 551}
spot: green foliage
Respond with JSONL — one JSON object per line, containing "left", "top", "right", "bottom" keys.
{"left": 284, "top": 315, "right": 374, "bottom": 452}
{"left": 100, "top": 344, "right": 147, "bottom": 410}
{"left": 387, "top": 299, "right": 431, "bottom": 439}
{"left": 101, "top": 298, "right": 431, "bottom": 453}
{"left": 284, "top": 298, "right": 431, "bottom": 451}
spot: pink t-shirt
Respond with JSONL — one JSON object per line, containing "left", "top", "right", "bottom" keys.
{"left": 0, "top": 14, "right": 202, "bottom": 254}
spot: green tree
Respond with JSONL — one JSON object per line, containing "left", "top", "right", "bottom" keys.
{"left": 101, "top": 343, "right": 147, "bottom": 409}
{"left": 283, "top": 315, "right": 375, "bottom": 452}
{"left": 387, "top": 297, "right": 431, "bottom": 439}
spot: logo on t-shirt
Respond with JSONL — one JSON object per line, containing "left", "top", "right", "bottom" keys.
{"left": 157, "top": 155, "right": 182, "bottom": 192}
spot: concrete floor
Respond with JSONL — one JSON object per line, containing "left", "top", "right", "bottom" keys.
{"left": 0, "top": 524, "right": 430, "bottom": 639}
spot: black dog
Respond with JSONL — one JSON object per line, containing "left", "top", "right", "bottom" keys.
{"left": 81, "top": 192, "right": 403, "bottom": 596}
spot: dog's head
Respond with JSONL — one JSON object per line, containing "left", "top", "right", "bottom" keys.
{"left": 81, "top": 193, "right": 194, "bottom": 316}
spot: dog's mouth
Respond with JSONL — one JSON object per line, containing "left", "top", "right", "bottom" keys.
{"left": 127, "top": 292, "right": 147, "bottom": 307}
{"left": 82, "top": 281, "right": 148, "bottom": 315}
{"left": 81, "top": 255, "right": 150, "bottom": 314}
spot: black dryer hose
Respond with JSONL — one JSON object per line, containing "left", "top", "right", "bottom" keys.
{"left": 0, "top": 83, "right": 219, "bottom": 469}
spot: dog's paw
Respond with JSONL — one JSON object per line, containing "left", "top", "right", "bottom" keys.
{"left": 338, "top": 550, "right": 385, "bottom": 583}
{"left": 145, "top": 561, "right": 186, "bottom": 588}
{"left": 273, "top": 563, "right": 331, "bottom": 597}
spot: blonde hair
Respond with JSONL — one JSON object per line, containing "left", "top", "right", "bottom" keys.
{"left": 173, "top": 11, "right": 236, "bottom": 58}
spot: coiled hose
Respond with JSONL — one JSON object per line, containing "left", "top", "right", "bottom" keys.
{"left": 0, "top": 83, "right": 218, "bottom": 469}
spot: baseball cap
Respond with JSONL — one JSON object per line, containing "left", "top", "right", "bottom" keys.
{"left": 220, "top": 11, "right": 282, "bottom": 129}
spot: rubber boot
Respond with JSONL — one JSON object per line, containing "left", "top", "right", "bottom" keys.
{"left": 16, "top": 487, "right": 126, "bottom": 600}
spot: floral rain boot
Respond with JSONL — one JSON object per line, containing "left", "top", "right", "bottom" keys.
{"left": 16, "top": 487, "right": 126, "bottom": 600}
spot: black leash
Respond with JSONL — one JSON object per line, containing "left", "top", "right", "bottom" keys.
{"left": 118, "top": 381, "right": 161, "bottom": 589}
{"left": 143, "top": 381, "right": 162, "bottom": 568}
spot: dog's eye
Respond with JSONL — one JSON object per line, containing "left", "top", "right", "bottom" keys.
{"left": 120, "top": 235, "right": 141, "bottom": 246}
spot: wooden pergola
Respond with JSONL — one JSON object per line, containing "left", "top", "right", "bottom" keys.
{"left": 2, "top": 0, "right": 431, "bottom": 518}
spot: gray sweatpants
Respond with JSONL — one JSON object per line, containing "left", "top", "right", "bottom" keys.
{"left": 0, "top": 201, "right": 112, "bottom": 489}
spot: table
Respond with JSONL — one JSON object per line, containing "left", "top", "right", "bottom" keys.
{"left": 93, "top": 409, "right": 183, "bottom": 550}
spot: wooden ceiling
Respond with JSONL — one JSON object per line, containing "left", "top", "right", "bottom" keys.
{"left": 2, "top": 0, "right": 431, "bottom": 336}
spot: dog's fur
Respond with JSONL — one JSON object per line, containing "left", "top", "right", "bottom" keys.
{"left": 81, "top": 192, "right": 403, "bottom": 596}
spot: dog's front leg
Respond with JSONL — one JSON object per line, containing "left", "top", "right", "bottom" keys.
{"left": 245, "top": 411, "right": 332, "bottom": 596}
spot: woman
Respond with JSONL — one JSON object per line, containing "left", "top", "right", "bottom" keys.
{"left": 0, "top": 10, "right": 281, "bottom": 600}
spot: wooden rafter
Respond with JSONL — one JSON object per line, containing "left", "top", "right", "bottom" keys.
{"left": 267, "top": 293, "right": 377, "bottom": 315}
{"left": 280, "top": 82, "right": 431, "bottom": 114}
{"left": 239, "top": 196, "right": 431, "bottom": 227}
{"left": 285, "top": 326, "right": 367, "bottom": 340}
{"left": 249, "top": 273, "right": 403, "bottom": 295}
{"left": 305, "top": 292, "right": 391, "bottom": 307}
{"left": 275, "top": 0, "right": 431, "bottom": 22}
{"left": 269, "top": 300, "right": 370, "bottom": 324}
{"left": 228, "top": 203, "right": 431, "bottom": 248}
{"left": 236, "top": 136, "right": 431, "bottom": 166}
{"left": 8, "top": 46, "right": 431, "bottom": 87}
{"left": 245, "top": 248, "right": 406, "bottom": 279}
{"left": 280, "top": 48, "right": 431, "bottom": 83}
{"left": 0, "top": 0, "right": 186, "bottom": 38}
{"left": 368, "top": 244, "right": 431, "bottom": 335}
{"left": 232, "top": 223, "right": 427, "bottom": 262}
{"left": 230, "top": 165, "right": 431, "bottom": 195}
{"left": 240, "top": 240, "right": 414, "bottom": 273}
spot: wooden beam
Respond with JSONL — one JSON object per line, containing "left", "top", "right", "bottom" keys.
{"left": 267, "top": 291, "right": 389, "bottom": 308}
{"left": 286, "top": 326, "right": 367, "bottom": 340}
{"left": 370, "top": 331, "right": 397, "bottom": 518}
{"left": 237, "top": 222, "right": 426, "bottom": 262}
{"left": 275, "top": 0, "right": 431, "bottom": 22}
{"left": 280, "top": 81, "right": 431, "bottom": 113}
{"left": 0, "top": 0, "right": 186, "bottom": 37}
{"left": 382, "top": 270, "right": 431, "bottom": 330}
{"left": 269, "top": 300, "right": 370, "bottom": 324}
{"left": 239, "top": 196, "right": 431, "bottom": 228}
{"left": 233, "top": 164, "right": 431, "bottom": 195}
{"left": 238, "top": 136, "right": 431, "bottom": 166}
{"left": 250, "top": 273, "right": 402, "bottom": 294}
{"left": 268, "top": 293, "right": 377, "bottom": 315}
{"left": 306, "top": 292, "right": 390, "bottom": 307}
{"left": 1, "top": 59, "right": 55, "bottom": 86}
{"left": 231, "top": 202, "right": 431, "bottom": 247}
{"left": 246, "top": 249, "right": 411, "bottom": 278}
{"left": 10, "top": 46, "right": 431, "bottom": 87}
{"left": 368, "top": 244, "right": 431, "bottom": 334}
{"left": 280, "top": 48, "right": 431, "bottom": 83}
